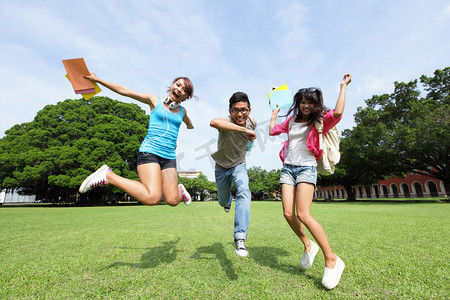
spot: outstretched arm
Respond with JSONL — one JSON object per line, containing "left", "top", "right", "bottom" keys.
{"left": 182, "top": 107, "right": 194, "bottom": 129}
{"left": 210, "top": 118, "right": 256, "bottom": 140}
{"left": 84, "top": 72, "right": 158, "bottom": 109}
{"left": 333, "top": 73, "right": 352, "bottom": 118}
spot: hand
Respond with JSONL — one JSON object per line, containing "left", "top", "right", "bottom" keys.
{"left": 341, "top": 73, "right": 352, "bottom": 86}
{"left": 246, "top": 129, "right": 256, "bottom": 141}
{"left": 272, "top": 104, "right": 281, "bottom": 114}
{"left": 84, "top": 72, "right": 98, "bottom": 82}
{"left": 187, "top": 124, "right": 194, "bottom": 129}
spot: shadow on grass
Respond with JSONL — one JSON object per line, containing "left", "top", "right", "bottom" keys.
{"left": 250, "top": 246, "right": 319, "bottom": 285}
{"left": 191, "top": 242, "right": 238, "bottom": 280}
{"left": 104, "top": 238, "right": 180, "bottom": 269}
{"left": 251, "top": 246, "right": 298, "bottom": 275}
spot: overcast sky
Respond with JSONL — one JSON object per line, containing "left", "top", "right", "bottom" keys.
{"left": 1, "top": 0, "right": 449, "bottom": 180}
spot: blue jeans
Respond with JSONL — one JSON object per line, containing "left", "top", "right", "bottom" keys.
{"left": 215, "top": 163, "right": 251, "bottom": 240}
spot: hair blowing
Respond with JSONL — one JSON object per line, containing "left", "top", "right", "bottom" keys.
{"left": 284, "top": 89, "right": 328, "bottom": 125}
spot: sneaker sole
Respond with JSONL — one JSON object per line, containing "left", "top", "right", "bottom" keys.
{"left": 79, "top": 165, "right": 109, "bottom": 193}
{"left": 235, "top": 249, "right": 248, "bottom": 257}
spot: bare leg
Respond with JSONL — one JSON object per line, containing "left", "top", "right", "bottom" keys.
{"left": 281, "top": 184, "right": 312, "bottom": 252}
{"left": 160, "top": 167, "right": 182, "bottom": 206}
{"left": 106, "top": 163, "right": 163, "bottom": 205}
{"left": 295, "top": 182, "right": 337, "bottom": 268}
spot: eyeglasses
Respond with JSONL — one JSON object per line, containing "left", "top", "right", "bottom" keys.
{"left": 230, "top": 108, "right": 250, "bottom": 114}
{"left": 298, "top": 87, "right": 321, "bottom": 94}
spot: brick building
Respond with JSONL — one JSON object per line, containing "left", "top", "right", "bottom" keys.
{"left": 316, "top": 172, "right": 447, "bottom": 200}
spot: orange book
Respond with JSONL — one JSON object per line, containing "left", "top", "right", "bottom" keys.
{"left": 62, "top": 58, "right": 95, "bottom": 91}
{"left": 65, "top": 74, "right": 102, "bottom": 100}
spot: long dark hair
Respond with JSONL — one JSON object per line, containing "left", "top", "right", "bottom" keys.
{"left": 284, "top": 88, "right": 327, "bottom": 125}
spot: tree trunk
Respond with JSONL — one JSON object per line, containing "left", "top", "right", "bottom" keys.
{"left": 443, "top": 180, "right": 450, "bottom": 200}
{"left": 344, "top": 184, "right": 356, "bottom": 201}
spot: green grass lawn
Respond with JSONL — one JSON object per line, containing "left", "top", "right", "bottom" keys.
{"left": 0, "top": 201, "right": 448, "bottom": 299}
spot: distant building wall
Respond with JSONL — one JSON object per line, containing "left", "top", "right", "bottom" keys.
{"left": 178, "top": 171, "right": 202, "bottom": 179}
{"left": 0, "top": 189, "right": 36, "bottom": 204}
{"left": 316, "top": 172, "right": 447, "bottom": 199}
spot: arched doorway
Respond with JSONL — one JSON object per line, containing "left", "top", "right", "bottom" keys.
{"left": 414, "top": 182, "right": 424, "bottom": 197}
{"left": 382, "top": 185, "right": 389, "bottom": 198}
{"left": 391, "top": 184, "right": 399, "bottom": 198}
{"left": 401, "top": 183, "right": 410, "bottom": 198}
{"left": 373, "top": 185, "right": 380, "bottom": 198}
{"left": 364, "top": 186, "right": 371, "bottom": 198}
{"left": 428, "top": 181, "right": 438, "bottom": 197}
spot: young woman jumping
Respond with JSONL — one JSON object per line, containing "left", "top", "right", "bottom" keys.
{"left": 79, "top": 73, "right": 195, "bottom": 206}
{"left": 269, "top": 74, "right": 351, "bottom": 289}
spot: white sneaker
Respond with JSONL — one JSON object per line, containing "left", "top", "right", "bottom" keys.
{"left": 235, "top": 239, "right": 248, "bottom": 257}
{"left": 299, "top": 240, "right": 319, "bottom": 270}
{"left": 79, "top": 165, "right": 111, "bottom": 194}
{"left": 178, "top": 184, "right": 191, "bottom": 205}
{"left": 224, "top": 204, "right": 231, "bottom": 213}
{"left": 322, "top": 256, "right": 345, "bottom": 289}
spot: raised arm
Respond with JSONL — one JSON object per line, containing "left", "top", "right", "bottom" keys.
{"left": 182, "top": 107, "right": 194, "bottom": 129}
{"left": 84, "top": 72, "right": 158, "bottom": 109}
{"left": 333, "top": 73, "right": 352, "bottom": 118}
{"left": 210, "top": 118, "right": 256, "bottom": 140}
{"left": 269, "top": 105, "right": 281, "bottom": 135}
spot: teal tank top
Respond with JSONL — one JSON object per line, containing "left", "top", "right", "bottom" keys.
{"left": 139, "top": 97, "right": 184, "bottom": 159}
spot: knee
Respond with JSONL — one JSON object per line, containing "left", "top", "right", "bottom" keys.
{"left": 283, "top": 211, "right": 296, "bottom": 223}
{"left": 163, "top": 192, "right": 182, "bottom": 206}
{"left": 236, "top": 187, "right": 251, "bottom": 201}
{"left": 217, "top": 195, "right": 230, "bottom": 206}
{"left": 297, "top": 211, "right": 312, "bottom": 224}
{"left": 165, "top": 198, "right": 179, "bottom": 207}
{"left": 140, "top": 194, "right": 162, "bottom": 206}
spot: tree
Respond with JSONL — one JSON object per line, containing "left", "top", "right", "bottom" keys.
{"left": 395, "top": 92, "right": 450, "bottom": 194}
{"left": 247, "top": 166, "right": 267, "bottom": 199}
{"left": 266, "top": 169, "right": 282, "bottom": 198}
{"left": 326, "top": 67, "right": 450, "bottom": 198}
{"left": 324, "top": 116, "right": 408, "bottom": 200}
{"left": 178, "top": 174, "right": 216, "bottom": 201}
{"left": 0, "top": 97, "right": 149, "bottom": 202}
{"left": 247, "top": 166, "right": 281, "bottom": 199}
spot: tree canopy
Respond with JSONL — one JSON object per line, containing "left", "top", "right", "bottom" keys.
{"left": 0, "top": 97, "right": 148, "bottom": 202}
{"left": 247, "top": 166, "right": 281, "bottom": 199}
{"left": 322, "top": 67, "right": 450, "bottom": 198}
{"left": 178, "top": 174, "right": 216, "bottom": 201}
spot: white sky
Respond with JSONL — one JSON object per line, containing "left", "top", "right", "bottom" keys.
{"left": 1, "top": 0, "right": 449, "bottom": 181}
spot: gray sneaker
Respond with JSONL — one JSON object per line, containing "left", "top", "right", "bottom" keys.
{"left": 235, "top": 239, "right": 248, "bottom": 257}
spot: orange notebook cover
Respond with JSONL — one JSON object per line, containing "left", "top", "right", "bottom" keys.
{"left": 62, "top": 58, "right": 95, "bottom": 91}
{"left": 65, "top": 74, "right": 102, "bottom": 100}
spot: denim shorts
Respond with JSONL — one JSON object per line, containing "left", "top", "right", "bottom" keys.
{"left": 137, "top": 152, "right": 176, "bottom": 170}
{"left": 279, "top": 164, "right": 317, "bottom": 186}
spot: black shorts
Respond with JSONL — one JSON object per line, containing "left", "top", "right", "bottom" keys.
{"left": 137, "top": 152, "right": 177, "bottom": 170}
